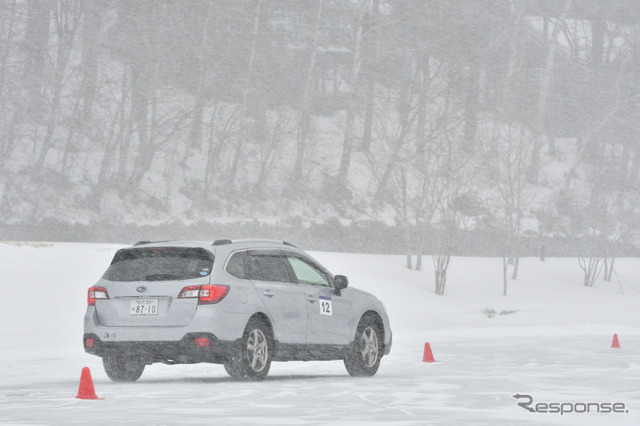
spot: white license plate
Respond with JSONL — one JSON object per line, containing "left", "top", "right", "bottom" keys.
{"left": 130, "top": 298, "right": 159, "bottom": 315}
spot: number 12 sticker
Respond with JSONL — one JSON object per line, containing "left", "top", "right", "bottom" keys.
{"left": 319, "top": 295, "right": 332, "bottom": 316}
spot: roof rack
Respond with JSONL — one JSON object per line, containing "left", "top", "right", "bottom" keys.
{"left": 212, "top": 239, "right": 296, "bottom": 248}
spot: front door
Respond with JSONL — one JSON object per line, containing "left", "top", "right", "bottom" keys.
{"left": 284, "top": 255, "right": 353, "bottom": 345}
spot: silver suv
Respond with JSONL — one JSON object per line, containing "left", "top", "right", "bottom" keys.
{"left": 83, "top": 239, "right": 392, "bottom": 381}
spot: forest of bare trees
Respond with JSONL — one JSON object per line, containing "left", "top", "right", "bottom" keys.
{"left": 2, "top": 1, "right": 640, "bottom": 293}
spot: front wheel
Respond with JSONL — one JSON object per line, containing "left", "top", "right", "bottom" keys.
{"left": 344, "top": 316, "right": 383, "bottom": 377}
{"left": 102, "top": 354, "right": 145, "bottom": 382}
{"left": 227, "top": 317, "right": 272, "bottom": 380}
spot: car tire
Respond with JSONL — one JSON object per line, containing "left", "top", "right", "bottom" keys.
{"left": 344, "top": 315, "right": 383, "bottom": 377}
{"left": 223, "top": 359, "right": 244, "bottom": 378}
{"left": 228, "top": 317, "right": 272, "bottom": 381}
{"left": 102, "top": 354, "right": 145, "bottom": 382}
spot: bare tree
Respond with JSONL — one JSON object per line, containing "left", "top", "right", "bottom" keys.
{"left": 22, "top": 0, "right": 50, "bottom": 120}
{"left": 483, "top": 123, "right": 536, "bottom": 295}
{"left": 360, "top": 0, "right": 379, "bottom": 154}
{"left": 35, "top": 0, "right": 82, "bottom": 170}
{"left": 293, "top": 0, "right": 323, "bottom": 182}
{"left": 337, "top": 0, "right": 368, "bottom": 188}
{"left": 203, "top": 103, "right": 240, "bottom": 197}
{"left": 186, "top": 2, "right": 214, "bottom": 153}
{"left": 229, "top": 0, "right": 264, "bottom": 188}
{"left": 92, "top": 64, "right": 130, "bottom": 202}
{"left": 79, "top": 0, "right": 102, "bottom": 122}
{"left": 578, "top": 254, "right": 603, "bottom": 287}
{"left": 529, "top": 0, "right": 572, "bottom": 183}
{"left": 0, "top": 0, "right": 22, "bottom": 169}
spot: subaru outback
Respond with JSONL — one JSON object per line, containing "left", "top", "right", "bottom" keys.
{"left": 83, "top": 239, "right": 392, "bottom": 381}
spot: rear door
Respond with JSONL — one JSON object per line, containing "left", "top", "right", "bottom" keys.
{"left": 245, "top": 250, "right": 308, "bottom": 344}
{"left": 95, "top": 247, "right": 214, "bottom": 327}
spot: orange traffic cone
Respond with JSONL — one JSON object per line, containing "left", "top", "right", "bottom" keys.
{"left": 76, "top": 367, "right": 101, "bottom": 400}
{"left": 611, "top": 333, "right": 621, "bottom": 349}
{"left": 422, "top": 342, "right": 436, "bottom": 362}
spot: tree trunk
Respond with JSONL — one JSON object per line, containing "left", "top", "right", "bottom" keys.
{"left": 415, "top": 232, "right": 425, "bottom": 271}
{"left": 204, "top": 105, "right": 238, "bottom": 195}
{"left": 36, "top": 1, "right": 81, "bottom": 169}
{"left": 186, "top": 2, "right": 214, "bottom": 153}
{"left": 294, "top": 0, "right": 323, "bottom": 181}
{"left": 0, "top": 0, "right": 20, "bottom": 169}
{"left": 128, "top": 62, "right": 150, "bottom": 185}
{"left": 375, "top": 63, "right": 412, "bottom": 201}
{"left": 489, "top": 1, "right": 525, "bottom": 149}
{"left": 337, "top": 0, "right": 367, "bottom": 188}
{"left": 463, "top": 60, "right": 479, "bottom": 153}
{"left": 360, "top": 0, "right": 379, "bottom": 154}
{"left": 579, "top": 256, "right": 603, "bottom": 287}
{"left": 433, "top": 253, "right": 451, "bottom": 295}
{"left": 80, "top": 0, "right": 102, "bottom": 122}
{"left": 529, "top": 0, "right": 572, "bottom": 183}
{"left": 511, "top": 255, "right": 520, "bottom": 280}
{"left": 61, "top": 95, "right": 82, "bottom": 171}
{"left": 502, "top": 257, "right": 509, "bottom": 296}
{"left": 116, "top": 66, "right": 132, "bottom": 184}
{"left": 92, "top": 69, "right": 129, "bottom": 202}
{"left": 229, "top": 0, "right": 263, "bottom": 187}
{"left": 23, "top": 0, "right": 51, "bottom": 120}
{"left": 604, "top": 257, "right": 615, "bottom": 282}
{"left": 415, "top": 51, "right": 430, "bottom": 156}
{"left": 255, "top": 109, "right": 282, "bottom": 195}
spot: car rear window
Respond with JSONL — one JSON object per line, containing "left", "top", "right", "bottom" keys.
{"left": 103, "top": 247, "right": 214, "bottom": 281}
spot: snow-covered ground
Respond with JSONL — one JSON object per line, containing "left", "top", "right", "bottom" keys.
{"left": 0, "top": 242, "right": 639, "bottom": 425}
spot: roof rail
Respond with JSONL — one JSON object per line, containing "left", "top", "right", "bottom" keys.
{"left": 133, "top": 240, "right": 152, "bottom": 246}
{"left": 212, "top": 239, "right": 296, "bottom": 248}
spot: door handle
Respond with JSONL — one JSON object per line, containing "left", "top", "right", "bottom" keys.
{"left": 262, "top": 290, "right": 275, "bottom": 298}
{"left": 306, "top": 296, "right": 317, "bottom": 303}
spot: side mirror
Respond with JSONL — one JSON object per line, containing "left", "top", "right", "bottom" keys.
{"left": 334, "top": 275, "right": 349, "bottom": 295}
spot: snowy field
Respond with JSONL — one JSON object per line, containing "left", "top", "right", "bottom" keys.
{"left": 0, "top": 242, "right": 639, "bottom": 425}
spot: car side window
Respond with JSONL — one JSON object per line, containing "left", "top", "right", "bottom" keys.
{"left": 252, "top": 254, "right": 294, "bottom": 283}
{"left": 226, "top": 251, "right": 263, "bottom": 280}
{"left": 286, "top": 256, "right": 330, "bottom": 287}
{"left": 226, "top": 251, "right": 248, "bottom": 279}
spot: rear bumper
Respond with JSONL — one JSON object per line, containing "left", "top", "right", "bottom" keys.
{"left": 83, "top": 333, "right": 239, "bottom": 364}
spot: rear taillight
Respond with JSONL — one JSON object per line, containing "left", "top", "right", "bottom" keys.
{"left": 199, "top": 285, "right": 230, "bottom": 304}
{"left": 178, "top": 285, "right": 229, "bottom": 305}
{"left": 88, "top": 286, "right": 109, "bottom": 306}
{"left": 193, "top": 337, "right": 210, "bottom": 347}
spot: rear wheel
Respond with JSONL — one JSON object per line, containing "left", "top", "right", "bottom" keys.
{"left": 103, "top": 354, "right": 145, "bottom": 382}
{"left": 223, "top": 359, "right": 243, "bottom": 378}
{"left": 344, "top": 316, "right": 383, "bottom": 377}
{"left": 227, "top": 317, "right": 272, "bottom": 380}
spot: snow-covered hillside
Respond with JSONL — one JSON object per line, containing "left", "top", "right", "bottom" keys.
{"left": 0, "top": 242, "right": 638, "bottom": 424}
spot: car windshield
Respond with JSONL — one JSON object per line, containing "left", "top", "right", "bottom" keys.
{"left": 102, "top": 247, "right": 214, "bottom": 281}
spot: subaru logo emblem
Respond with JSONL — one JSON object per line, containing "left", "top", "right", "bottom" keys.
{"left": 136, "top": 286, "right": 147, "bottom": 293}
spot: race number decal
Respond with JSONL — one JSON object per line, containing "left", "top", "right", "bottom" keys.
{"left": 319, "top": 295, "right": 332, "bottom": 316}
